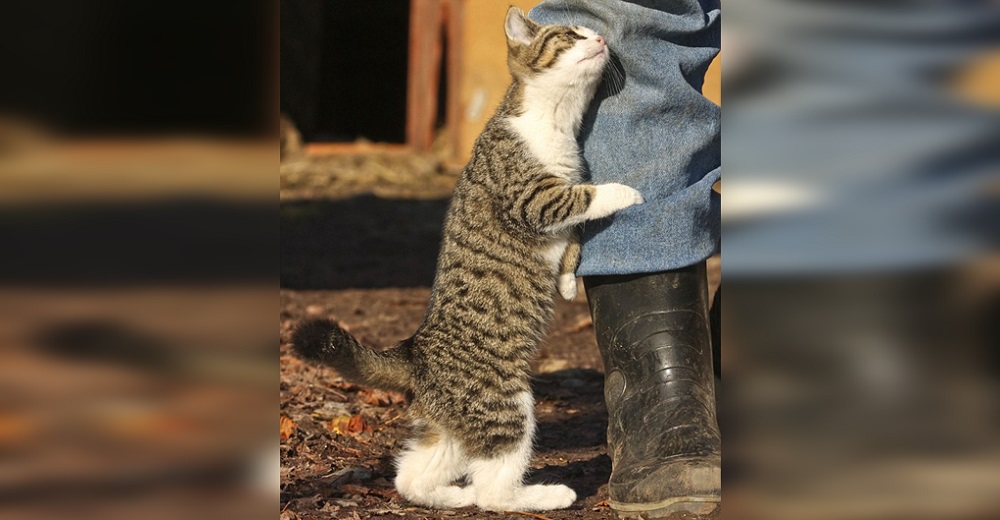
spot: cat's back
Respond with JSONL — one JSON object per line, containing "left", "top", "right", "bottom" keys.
{"left": 414, "top": 100, "right": 556, "bottom": 342}
{"left": 457, "top": 98, "right": 536, "bottom": 195}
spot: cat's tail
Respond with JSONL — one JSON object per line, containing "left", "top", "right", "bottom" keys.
{"left": 290, "top": 319, "right": 414, "bottom": 394}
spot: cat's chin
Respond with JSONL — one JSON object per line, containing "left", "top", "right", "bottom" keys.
{"left": 579, "top": 47, "right": 607, "bottom": 63}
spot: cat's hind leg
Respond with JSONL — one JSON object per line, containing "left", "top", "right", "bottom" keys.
{"left": 557, "top": 228, "right": 582, "bottom": 301}
{"left": 394, "top": 424, "right": 474, "bottom": 509}
{"left": 466, "top": 392, "right": 577, "bottom": 511}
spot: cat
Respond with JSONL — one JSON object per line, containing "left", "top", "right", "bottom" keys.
{"left": 292, "top": 7, "right": 642, "bottom": 512}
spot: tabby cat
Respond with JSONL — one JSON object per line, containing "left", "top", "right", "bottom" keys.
{"left": 292, "top": 7, "right": 642, "bottom": 511}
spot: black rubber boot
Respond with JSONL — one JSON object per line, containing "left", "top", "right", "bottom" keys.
{"left": 584, "top": 263, "right": 721, "bottom": 518}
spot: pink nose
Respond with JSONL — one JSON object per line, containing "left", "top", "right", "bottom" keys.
{"left": 596, "top": 36, "right": 605, "bottom": 45}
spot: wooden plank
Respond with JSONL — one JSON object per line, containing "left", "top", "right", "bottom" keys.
{"left": 442, "top": 0, "right": 464, "bottom": 162}
{"left": 405, "top": 0, "right": 444, "bottom": 152}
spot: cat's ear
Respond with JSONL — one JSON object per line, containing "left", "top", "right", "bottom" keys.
{"left": 504, "top": 7, "right": 539, "bottom": 46}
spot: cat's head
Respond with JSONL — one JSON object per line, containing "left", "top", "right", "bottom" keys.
{"left": 503, "top": 7, "right": 608, "bottom": 87}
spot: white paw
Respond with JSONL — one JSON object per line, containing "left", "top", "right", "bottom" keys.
{"left": 396, "top": 481, "right": 475, "bottom": 509}
{"left": 428, "top": 485, "right": 476, "bottom": 509}
{"left": 517, "top": 484, "right": 577, "bottom": 511}
{"left": 586, "top": 183, "right": 644, "bottom": 220}
{"left": 474, "top": 485, "right": 576, "bottom": 512}
{"left": 558, "top": 273, "right": 578, "bottom": 301}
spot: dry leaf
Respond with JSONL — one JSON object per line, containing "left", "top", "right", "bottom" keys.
{"left": 329, "top": 414, "right": 366, "bottom": 436}
{"left": 360, "top": 389, "right": 406, "bottom": 406}
{"left": 341, "top": 483, "right": 370, "bottom": 496}
{"left": 537, "top": 358, "right": 570, "bottom": 374}
{"left": 328, "top": 415, "right": 351, "bottom": 435}
{"left": 279, "top": 415, "right": 297, "bottom": 441}
{"left": 349, "top": 414, "right": 368, "bottom": 434}
{"left": 0, "top": 414, "right": 36, "bottom": 444}
{"left": 592, "top": 499, "right": 609, "bottom": 510}
{"left": 329, "top": 379, "right": 360, "bottom": 392}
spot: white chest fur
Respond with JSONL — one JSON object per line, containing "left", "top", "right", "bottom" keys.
{"left": 508, "top": 77, "right": 596, "bottom": 183}
{"left": 509, "top": 115, "right": 582, "bottom": 182}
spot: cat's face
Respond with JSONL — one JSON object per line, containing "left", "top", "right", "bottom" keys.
{"left": 504, "top": 7, "right": 608, "bottom": 87}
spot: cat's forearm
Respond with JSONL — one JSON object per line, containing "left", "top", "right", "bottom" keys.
{"left": 540, "top": 183, "right": 644, "bottom": 232}
{"left": 499, "top": 180, "right": 643, "bottom": 234}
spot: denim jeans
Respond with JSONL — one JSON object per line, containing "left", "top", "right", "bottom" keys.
{"left": 721, "top": 0, "right": 1000, "bottom": 276}
{"left": 530, "top": 0, "right": 721, "bottom": 276}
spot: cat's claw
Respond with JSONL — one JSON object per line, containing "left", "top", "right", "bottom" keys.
{"left": 558, "top": 273, "right": 578, "bottom": 301}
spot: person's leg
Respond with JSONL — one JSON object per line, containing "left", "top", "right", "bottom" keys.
{"left": 585, "top": 264, "right": 720, "bottom": 518}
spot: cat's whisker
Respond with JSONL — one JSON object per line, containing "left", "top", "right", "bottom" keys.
{"left": 601, "top": 56, "right": 625, "bottom": 96}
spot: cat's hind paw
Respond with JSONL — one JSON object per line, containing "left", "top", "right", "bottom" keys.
{"left": 517, "top": 484, "right": 577, "bottom": 511}
{"left": 474, "top": 484, "right": 577, "bottom": 512}
{"left": 558, "top": 273, "right": 578, "bottom": 301}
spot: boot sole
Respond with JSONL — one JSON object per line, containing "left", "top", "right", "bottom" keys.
{"left": 610, "top": 496, "right": 719, "bottom": 519}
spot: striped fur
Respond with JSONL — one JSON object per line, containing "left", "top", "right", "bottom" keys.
{"left": 292, "top": 7, "right": 642, "bottom": 512}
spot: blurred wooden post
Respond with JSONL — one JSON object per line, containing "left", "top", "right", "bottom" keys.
{"left": 406, "top": 0, "right": 444, "bottom": 152}
{"left": 443, "top": 0, "right": 464, "bottom": 159}
{"left": 407, "top": 1, "right": 536, "bottom": 161}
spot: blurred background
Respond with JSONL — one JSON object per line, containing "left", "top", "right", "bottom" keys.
{"left": 723, "top": 0, "right": 1000, "bottom": 519}
{"left": 0, "top": 1, "right": 276, "bottom": 519}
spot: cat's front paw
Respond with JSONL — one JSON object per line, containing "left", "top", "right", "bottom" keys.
{"left": 586, "top": 183, "right": 644, "bottom": 220}
{"left": 558, "top": 273, "right": 578, "bottom": 301}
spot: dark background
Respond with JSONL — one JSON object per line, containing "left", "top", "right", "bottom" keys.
{"left": 0, "top": 0, "right": 272, "bottom": 137}
{"left": 279, "top": 0, "right": 410, "bottom": 143}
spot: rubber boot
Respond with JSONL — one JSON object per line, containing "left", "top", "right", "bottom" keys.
{"left": 584, "top": 262, "right": 721, "bottom": 518}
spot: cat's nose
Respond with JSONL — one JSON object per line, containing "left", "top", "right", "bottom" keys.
{"left": 595, "top": 36, "right": 605, "bottom": 45}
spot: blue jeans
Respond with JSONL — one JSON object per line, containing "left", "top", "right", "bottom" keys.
{"left": 530, "top": 0, "right": 721, "bottom": 276}
{"left": 721, "top": 1, "right": 999, "bottom": 276}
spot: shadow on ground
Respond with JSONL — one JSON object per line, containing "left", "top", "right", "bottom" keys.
{"left": 281, "top": 195, "right": 449, "bottom": 290}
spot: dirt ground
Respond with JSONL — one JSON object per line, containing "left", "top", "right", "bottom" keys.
{"left": 279, "top": 151, "right": 720, "bottom": 520}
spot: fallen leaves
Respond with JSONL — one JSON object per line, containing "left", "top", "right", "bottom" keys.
{"left": 566, "top": 315, "right": 593, "bottom": 333}
{"left": 310, "top": 401, "right": 351, "bottom": 420}
{"left": 279, "top": 415, "right": 297, "bottom": 441}
{"left": 359, "top": 388, "right": 406, "bottom": 407}
{"left": 340, "top": 483, "right": 370, "bottom": 496}
{"left": 328, "top": 414, "right": 370, "bottom": 436}
{"left": 327, "top": 379, "right": 361, "bottom": 392}
{"left": 0, "top": 414, "right": 36, "bottom": 444}
{"left": 504, "top": 511, "right": 555, "bottom": 520}
{"left": 537, "top": 358, "right": 571, "bottom": 374}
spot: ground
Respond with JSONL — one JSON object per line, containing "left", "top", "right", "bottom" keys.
{"left": 279, "top": 150, "right": 720, "bottom": 520}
